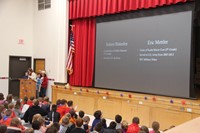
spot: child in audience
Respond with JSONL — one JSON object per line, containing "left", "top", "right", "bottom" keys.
{"left": 51, "top": 122, "right": 60, "bottom": 132}
{"left": 32, "top": 114, "right": 51, "bottom": 133}
{"left": 115, "top": 114, "right": 122, "bottom": 129}
{"left": 8, "top": 117, "right": 25, "bottom": 132}
{"left": 101, "top": 118, "right": 107, "bottom": 129}
{"left": 149, "top": 121, "right": 160, "bottom": 133}
{"left": 23, "top": 99, "right": 47, "bottom": 124}
{"left": 126, "top": 117, "right": 140, "bottom": 133}
{"left": 32, "top": 120, "right": 42, "bottom": 133}
{"left": 8, "top": 103, "right": 16, "bottom": 118}
{"left": 22, "top": 96, "right": 28, "bottom": 106}
{"left": 70, "top": 118, "right": 86, "bottom": 133}
{"left": 6, "top": 94, "right": 13, "bottom": 104}
{"left": 0, "top": 104, "right": 5, "bottom": 118}
{"left": 57, "top": 99, "right": 68, "bottom": 118}
{"left": 91, "top": 122, "right": 102, "bottom": 133}
{"left": 140, "top": 125, "right": 149, "bottom": 133}
{"left": 38, "top": 117, "right": 47, "bottom": 133}
{"left": 83, "top": 116, "right": 90, "bottom": 132}
{"left": 24, "top": 128, "right": 34, "bottom": 133}
{"left": 14, "top": 99, "right": 24, "bottom": 118}
{"left": 69, "top": 109, "right": 76, "bottom": 125}
{"left": 41, "top": 96, "right": 50, "bottom": 113}
{"left": 27, "top": 96, "right": 35, "bottom": 107}
{"left": 121, "top": 120, "right": 128, "bottom": 133}
{"left": 104, "top": 121, "right": 117, "bottom": 133}
{"left": 2, "top": 109, "right": 12, "bottom": 126}
{"left": 59, "top": 116, "right": 71, "bottom": 133}
{"left": 47, "top": 104, "right": 60, "bottom": 123}
{"left": 38, "top": 97, "right": 43, "bottom": 107}
{"left": 67, "top": 100, "right": 74, "bottom": 112}
{"left": 91, "top": 110, "right": 102, "bottom": 131}
{"left": 32, "top": 114, "right": 42, "bottom": 123}
{"left": 0, "top": 93, "right": 5, "bottom": 104}
{"left": 45, "top": 126, "right": 59, "bottom": 133}
{"left": 79, "top": 110, "right": 85, "bottom": 118}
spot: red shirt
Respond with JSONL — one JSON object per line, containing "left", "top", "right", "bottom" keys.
{"left": 126, "top": 123, "right": 140, "bottom": 133}
{"left": 41, "top": 77, "right": 48, "bottom": 88}
{"left": 11, "top": 111, "right": 16, "bottom": 118}
{"left": 65, "top": 107, "right": 71, "bottom": 114}
{"left": 57, "top": 105, "right": 67, "bottom": 118}
{"left": 27, "top": 101, "right": 33, "bottom": 107}
{"left": 2, "top": 117, "right": 12, "bottom": 126}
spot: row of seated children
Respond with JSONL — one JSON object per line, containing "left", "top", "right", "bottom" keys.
{"left": 0, "top": 93, "right": 166, "bottom": 133}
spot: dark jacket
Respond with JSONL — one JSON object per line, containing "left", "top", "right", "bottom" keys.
{"left": 70, "top": 128, "right": 86, "bottom": 133}
{"left": 103, "top": 128, "right": 116, "bottom": 133}
{"left": 47, "top": 111, "right": 60, "bottom": 123}
{"left": 23, "top": 105, "right": 47, "bottom": 123}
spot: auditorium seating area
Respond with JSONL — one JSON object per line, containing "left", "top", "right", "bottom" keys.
{"left": 0, "top": 92, "right": 199, "bottom": 133}
{"left": 0, "top": 93, "right": 173, "bottom": 133}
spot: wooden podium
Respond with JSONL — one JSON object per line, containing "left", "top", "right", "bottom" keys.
{"left": 19, "top": 79, "right": 36, "bottom": 99}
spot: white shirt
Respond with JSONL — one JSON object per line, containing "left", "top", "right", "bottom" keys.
{"left": 29, "top": 72, "right": 37, "bottom": 81}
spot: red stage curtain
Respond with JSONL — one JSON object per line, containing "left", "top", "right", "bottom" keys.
{"left": 69, "top": 18, "right": 96, "bottom": 86}
{"left": 69, "top": 0, "right": 190, "bottom": 19}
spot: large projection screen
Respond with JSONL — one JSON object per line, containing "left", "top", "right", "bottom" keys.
{"left": 94, "top": 10, "right": 193, "bottom": 98}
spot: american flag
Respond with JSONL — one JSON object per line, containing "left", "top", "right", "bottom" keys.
{"left": 66, "top": 30, "right": 75, "bottom": 75}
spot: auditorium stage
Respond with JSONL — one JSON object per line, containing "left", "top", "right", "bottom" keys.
{"left": 52, "top": 85, "right": 200, "bottom": 130}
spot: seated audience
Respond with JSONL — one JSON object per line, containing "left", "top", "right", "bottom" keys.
{"left": 69, "top": 109, "right": 76, "bottom": 125}
{"left": 51, "top": 122, "right": 60, "bottom": 132}
{"left": 0, "top": 124, "right": 7, "bottom": 133}
{"left": 23, "top": 99, "right": 47, "bottom": 123}
{"left": 7, "top": 117, "right": 25, "bottom": 133}
{"left": 0, "top": 104, "right": 5, "bottom": 118}
{"left": 2, "top": 109, "right": 12, "bottom": 126}
{"left": 14, "top": 99, "right": 24, "bottom": 118}
{"left": 41, "top": 97, "right": 50, "bottom": 113}
{"left": 32, "top": 114, "right": 52, "bottom": 133}
{"left": 149, "top": 121, "right": 160, "bottom": 133}
{"left": 70, "top": 118, "right": 86, "bottom": 133}
{"left": 38, "top": 97, "right": 43, "bottom": 107}
{"left": 91, "top": 110, "right": 102, "bottom": 131}
{"left": 83, "top": 116, "right": 90, "bottom": 132}
{"left": 47, "top": 104, "right": 60, "bottom": 123}
{"left": 115, "top": 114, "right": 122, "bottom": 129}
{"left": 140, "top": 125, "right": 149, "bottom": 133}
{"left": 126, "top": 117, "right": 140, "bottom": 133}
{"left": 59, "top": 116, "right": 71, "bottom": 133}
{"left": 32, "top": 120, "right": 42, "bottom": 133}
{"left": 104, "top": 121, "right": 117, "bottom": 133}
{"left": 45, "top": 126, "right": 59, "bottom": 133}
{"left": 67, "top": 100, "right": 74, "bottom": 111}
{"left": 8, "top": 103, "right": 16, "bottom": 118}
{"left": 24, "top": 128, "right": 34, "bottom": 133}
{"left": 38, "top": 117, "right": 47, "bottom": 133}
{"left": 100, "top": 118, "right": 107, "bottom": 131}
{"left": 91, "top": 122, "right": 102, "bottom": 133}
{"left": 22, "top": 96, "right": 28, "bottom": 107}
{"left": 121, "top": 120, "right": 128, "bottom": 133}
{"left": 56, "top": 99, "right": 67, "bottom": 118}
{"left": 78, "top": 110, "right": 85, "bottom": 118}
{"left": 6, "top": 94, "right": 13, "bottom": 103}
{"left": 27, "top": 96, "right": 35, "bottom": 107}
{"left": 0, "top": 93, "right": 5, "bottom": 104}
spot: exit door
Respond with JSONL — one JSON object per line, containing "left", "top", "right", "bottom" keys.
{"left": 9, "top": 56, "right": 31, "bottom": 98}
